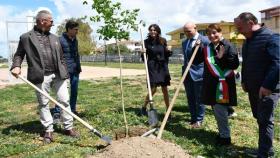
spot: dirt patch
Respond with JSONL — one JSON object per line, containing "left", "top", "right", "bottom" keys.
{"left": 113, "top": 126, "right": 149, "bottom": 140}
{"left": 0, "top": 85, "right": 7, "bottom": 89}
{"left": 88, "top": 137, "right": 191, "bottom": 158}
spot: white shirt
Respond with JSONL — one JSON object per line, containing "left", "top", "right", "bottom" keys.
{"left": 187, "top": 32, "right": 199, "bottom": 48}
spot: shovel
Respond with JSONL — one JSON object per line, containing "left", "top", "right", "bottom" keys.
{"left": 141, "top": 128, "right": 159, "bottom": 137}
{"left": 140, "top": 28, "right": 159, "bottom": 127}
{"left": 17, "top": 75, "right": 112, "bottom": 144}
{"left": 157, "top": 40, "right": 201, "bottom": 139}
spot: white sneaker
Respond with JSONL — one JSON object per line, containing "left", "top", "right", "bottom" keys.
{"left": 228, "top": 112, "right": 237, "bottom": 119}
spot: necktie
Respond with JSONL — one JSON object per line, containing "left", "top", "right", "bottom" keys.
{"left": 187, "top": 38, "right": 193, "bottom": 50}
{"left": 185, "top": 38, "right": 194, "bottom": 60}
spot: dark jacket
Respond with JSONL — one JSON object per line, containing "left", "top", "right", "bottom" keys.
{"left": 11, "top": 27, "right": 69, "bottom": 84}
{"left": 198, "top": 39, "right": 239, "bottom": 106}
{"left": 182, "top": 34, "right": 209, "bottom": 81}
{"left": 60, "top": 33, "right": 81, "bottom": 74}
{"left": 143, "top": 37, "right": 172, "bottom": 86}
{"left": 144, "top": 38, "right": 172, "bottom": 61}
{"left": 241, "top": 27, "right": 280, "bottom": 92}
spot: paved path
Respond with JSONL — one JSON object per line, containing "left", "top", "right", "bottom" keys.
{"left": 0, "top": 66, "right": 145, "bottom": 88}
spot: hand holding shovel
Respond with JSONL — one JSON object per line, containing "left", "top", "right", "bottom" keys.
{"left": 16, "top": 75, "right": 112, "bottom": 144}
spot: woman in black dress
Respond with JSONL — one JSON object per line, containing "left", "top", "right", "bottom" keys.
{"left": 140, "top": 24, "right": 172, "bottom": 115}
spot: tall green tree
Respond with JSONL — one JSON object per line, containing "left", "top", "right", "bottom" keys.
{"left": 56, "top": 18, "right": 96, "bottom": 55}
{"left": 83, "top": 0, "right": 144, "bottom": 137}
{"left": 83, "top": 0, "right": 143, "bottom": 40}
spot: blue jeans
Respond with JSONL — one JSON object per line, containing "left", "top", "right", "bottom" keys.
{"left": 184, "top": 76, "right": 205, "bottom": 123}
{"left": 54, "top": 73, "right": 80, "bottom": 113}
{"left": 248, "top": 90, "right": 279, "bottom": 158}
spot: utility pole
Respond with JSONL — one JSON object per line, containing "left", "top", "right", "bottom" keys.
{"left": 104, "top": 40, "right": 107, "bottom": 66}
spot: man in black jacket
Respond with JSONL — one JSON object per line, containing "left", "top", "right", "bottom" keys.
{"left": 11, "top": 10, "right": 79, "bottom": 144}
{"left": 234, "top": 12, "right": 279, "bottom": 158}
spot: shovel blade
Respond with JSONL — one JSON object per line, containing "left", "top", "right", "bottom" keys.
{"left": 101, "top": 136, "right": 112, "bottom": 144}
{"left": 92, "top": 130, "right": 112, "bottom": 144}
{"left": 148, "top": 109, "right": 158, "bottom": 127}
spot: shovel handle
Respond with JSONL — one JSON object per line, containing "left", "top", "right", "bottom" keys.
{"left": 157, "top": 42, "right": 201, "bottom": 139}
{"left": 140, "top": 28, "right": 153, "bottom": 104}
{"left": 18, "top": 75, "right": 94, "bottom": 131}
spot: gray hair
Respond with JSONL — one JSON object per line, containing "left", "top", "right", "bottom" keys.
{"left": 35, "top": 10, "right": 52, "bottom": 21}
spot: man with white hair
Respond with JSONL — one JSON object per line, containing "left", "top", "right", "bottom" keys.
{"left": 10, "top": 10, "right": 79, "bottom": 144}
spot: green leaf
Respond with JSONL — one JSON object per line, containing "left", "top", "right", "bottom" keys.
{"left": 83, "top": 1, "right": 88, "bottom": 5}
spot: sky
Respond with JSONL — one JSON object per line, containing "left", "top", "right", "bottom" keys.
{"left": 0, "top": 0, "right": 278, "bottom": 58}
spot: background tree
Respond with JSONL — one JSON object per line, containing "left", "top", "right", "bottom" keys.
{"left": 56, "top": 18, "right": 96, "bottom": 55}
{"left": 107, "top": 44, "right": 131, "bottom": 54}
{"left": 83, "top": 0, "right": 144, "bottom": 137}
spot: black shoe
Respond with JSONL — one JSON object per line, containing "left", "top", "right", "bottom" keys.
{"left": 215, "top": 135, "right": 231, "bottom": 146}
{"left": 138, "top": 107, "right": 148, "bottom": 116}
{"left": 189, "top": 120, "right": 196, "bottom": 125}
{"left": 73, "top": 111, "right": 80, "bottom": 116}
{"left": 245, "top": 149, "right": 275, "bottom": 158}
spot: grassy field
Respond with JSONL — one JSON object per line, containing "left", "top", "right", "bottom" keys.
{"left": 0, "top": 62, "right": 279, "bottom": 158}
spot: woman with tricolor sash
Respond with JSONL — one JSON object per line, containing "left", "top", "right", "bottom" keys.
{"left": 197, "top": 24, "right": 239, "bottom": 146}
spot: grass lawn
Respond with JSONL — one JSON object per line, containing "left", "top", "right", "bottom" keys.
{"left": 0, "top": 62, "right": 279, "bottom": 158}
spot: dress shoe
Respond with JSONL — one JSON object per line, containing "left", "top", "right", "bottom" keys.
{"left": 73, "top": 111, "right": 80, "bottom": 116}
{"left": 245, "top": 148, "right": 274, "bottom": 158}
{"left": 65, "top": 129, "right": 79, "bottom": 138}
{"left": 43, "top": 132, "right": 54, "bottom": 144}
{"left": 188, "top": 120, "right": 196, "bottom": 125}
{"left": 215, "top": 135, "right": 231, "bottom": 146}
{"left": 138, "top": 107, "right": 148, "bottom": 116}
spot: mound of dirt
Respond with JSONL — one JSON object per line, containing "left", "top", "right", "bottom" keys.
{"left": 89, "top": 137, "right": 191, "bottom": 158}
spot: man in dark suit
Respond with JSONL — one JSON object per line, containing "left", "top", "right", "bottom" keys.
{"left": 182, "top": 22, "right": 209, "bottom": 128}
{"left": 11, "top": 10, "right": 79, "bottom": 144}
{"left": 235, "top": 12, "right": 279, "bottom": 157}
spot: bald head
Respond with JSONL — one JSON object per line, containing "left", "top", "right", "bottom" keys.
{"left": 183, "top": 22, "right": 197, "bottom": 38}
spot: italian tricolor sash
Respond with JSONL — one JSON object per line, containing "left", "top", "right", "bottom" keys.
{"left": 204, "top": 46, "right": 233, "bottom": 103}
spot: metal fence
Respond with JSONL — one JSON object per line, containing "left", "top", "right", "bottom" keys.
{"left": 80, "top": 54, "right": 184, "bottom": 64}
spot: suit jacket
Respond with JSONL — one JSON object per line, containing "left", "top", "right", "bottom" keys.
{"left": 182, "top": 34, "right": 209, "bottom": 81}
{"left": 11, "top": 28, "right": 69, "bottom": 84}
